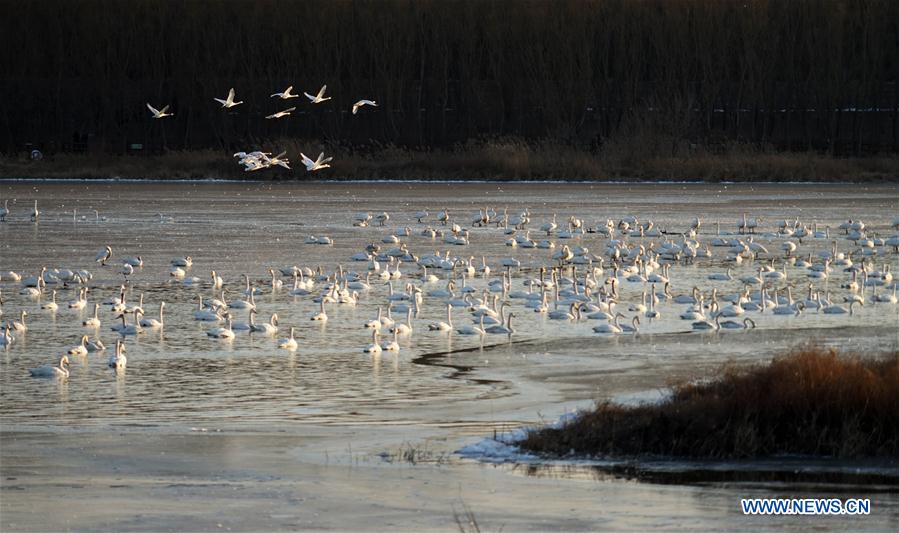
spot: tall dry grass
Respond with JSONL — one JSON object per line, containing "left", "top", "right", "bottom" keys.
{"left": 1, "top": 140, "right": 896, "bottom": 181}
{"left": 521, "top": 346, "right": 899, "bottom": 459}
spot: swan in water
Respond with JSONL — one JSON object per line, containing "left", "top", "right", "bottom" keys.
{"left": 304, "top": 85, "right": 331, "bottom": 103}
{"left": 214, "top": 88, "right": 243, "bottom": 108}
{"left": 380, "top": 329, "right": 400, "bottom": 352}
{"left": 29, "top": 355, "right": 69, "bottom": 378}
{"left": 823, "top": 300, "right": 859, "bottom": 315}
{"left": 6, "top": 310, "right": 28, "bottom": 332}
{"left": 86, "top": 337, "right": 105, "bottom": 352}
{"left": 390, "top": 308, "right": 413, "bottom": 335}
{"left": 593, "top": 313, "right": 623, "bottom": 334}
{"left": 30, "top": 200, "right": 39, "bottom": 222}
{"left": 41, "top": 290, "right": 59, "bottom": 311}
{"left": 363, "top": 330, "right": 382, "bottom": 354}
{"left": 310, "top": 300, "right": 328, "bottom": 322}
{"left": 486, "top": 312, "right": 514, "bottom": 335}
{"left": 146, "top": 103, "right": 173, "bottom": 118}
{"left": 67, "top": 335, "right": 89, "bottom": 357}
{"left": 457, "top": 315, "right": 486, "bottom": 336}
{"left": 83, "top": 304, "right": 101, "bottom": 327}
{"left": 139, "top": 302, "right": 165, "bottom": 328}
{"left": 620, "top": 315, "right": 640, "bottom": 334}
{"left": 171, "top": 256, "right": 193, "bottom": 267}
{"left": 692, "top": 314, "right": 721, "bottom": 331}
{"left": 94, "top": 245, "right": 113, "bottom": 266}
{"left": 251, "top": 312, "right": 279, "bottom": 334}
{"left": 352, "top": 99, "right": 378, "bottom": 114}
{"left": 719, "top": 317, "right": 757, "bottom": 330}
{"left": 194, "top": 296, "right": 223, "bottom": 321}
{"left": 207, "top": 318, "right": 235, "bottom": 339}
{"left": 271, "top": 86, "right": 300, "bottom": 99}
{"left": 428, "top": 304, "right": 453, "bottom": 331}
{"left": 266, "top": 106, "right": 296, "bottom": 119}
{"left": 112, "top": 312, "right": 143, "bottom": 336}
{"left": 278, "top": 327, "right": 298, "bottom": 350}
{"left": 107, "top": 340, "right": 126, "bottom": 368}
{"left": 1, "top": 324, "right": 14, "bottom": 347}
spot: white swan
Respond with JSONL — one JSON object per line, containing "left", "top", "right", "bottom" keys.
{"left": 304, "top": 85, "right": 331, "bottom": 103}
{"left": 214, "top": 88, "right": 243, "bottom": 108}
{"left": 380, "top": 329, "right": 400, "bottom": 352}
{"left": 486, "top": 312, "right": 514, "bottom": 335}
{"left": 107, "top": 340, "right": 126, "bottom": 368}
{"left": 30, "top": 200, "right": 39, "bottom": 222}
{"left": 428, "top": 304, "right": 453, "bottom": 331}
{"left": 390, "top": 308, "right": 413, "bottom": 335}
{"left": 363, "top": 330, "right": 382, "bottom": 354}
{"left": 0, "top": 324, "right": 13, "bottom": 347}
{"left": 310, "top": 300, "right": 328, "bottom": 322}
{"left": 207, "top": 318, "right": 235, "bottom": 339}
{"left": 719, "top": 317, "right": 757, "bottom": 330}
{"left": 271, "top": 86, "right": 300, "bottom": 99}
{"left": 352, "top": 99, "right": 378, "bottom": 114}
{"left": 266, "top": 106, "right": 296, "bottom": 119}
{"left": 457, "top": 315, "right": 486, "bottom": 336}
{"left": 140, "top": 302, "right": 165, "bottom": 328}
{"left": 41, "top": 290, "right": 59, "bottom": 311}
{"left": 30, "top": 355, "right": 69, "bottom": 378}
{"left": 278, "top": 327, "right": 298, "bottom": 350}
{"left": 83, "top": 304, "right": 101, "bottom": 327}
{"left": 67, "top": 335, "right": 89, "bottom": 357}
{"left": 146, "top": 103, "right": 173, "bottom": 118}
{"left": 252, "top": 313, "right": 279, "bottom": 334}
{"left": 300, "top": 152, "right": 333, "bottom": 172}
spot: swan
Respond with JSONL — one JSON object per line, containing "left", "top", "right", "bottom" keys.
{"left": 380, "top": 329, "right": 400, "bottom": 352}
{"left": 708, "top": 267, "right": 732, "bottom": 281}
{"left": 2, "top": 308, "right": 28, "bottom": 332}
{"left": 823, "top": 300, "right": 859, "bottom": 315}
{"left": 211, "top": 270, "right": 224, "bottom": 289}
{"left": 548, "top": 302, "right": 579, "bottom": 320}
{"left": 67, "top": 335, "right": 89, "bottom": 357}
{"left": 252, "top": 313, "right": 279, "bottom": 334}
{"left": 229, "top": 290, "right": 256, "bottom": 311}
{"left": 304, "top": 85, "right": 331, "bottom": 103}
{"left": 83, "top": 304, "right": 101, "bottom": 327}
{"left": 0, "top": 324, "right": 13, "bottom": 347}
{"left": 29, "top": 355, "right": 69, "bottom": 378}
{"left": 194, "top": 296, "right": 223, "bottom": 321}
{"left": 171, "top": 256, "right": 193, "bottom": 267}
{"left": 214, "top": 88, "right": 243, "bottom": 108}
{"left": 428, "top": 304, "right": 454, "bottom": 331}
{"left": 146, "top": 103, "right": 173, "bottom": 118}
{"left": 457, "top": 315, "right": 486, "bottom": 336}
{"left": 352, "top": 99, "right": 378, "bottom": 114}
{"left": 278, "top": 327, "right": 298, "bottom": 350}
{"left": 42, "top": 290, "right": 59, "bottom": 311}
{"left": 67, "top": 288, "right": 87, "bottom": 309}
{"left": 310, "top": 300, "right": 328, "bottom": 321}
{"left": 86, "top": 337, "right": 105, "bottom": 352}
{"left": 269, "top": 269, "right": 284, "bottom": 290}
{"left": 620, "top": 315, "right": 640, "bottom": 334}
{"left": 720, "top": 317, "right": 757, "bottom": 330}
{"left": 112, "top": 312, "right": 143, "bottom": 335}
{"left": 593, "top": 313, "right": 623, "bottom": 334}
{"left": 300, "top": 151, "right": 333, "bottom": 172}
{"left": 123, "top": 256, "right": 143, "bottom": 267}
{"left": 30, "top": 200, "right": 39, "bottom": 222}
{"left": 486, "top": 312, "right": 514, "bottom": 335}
{"left": 363, "top": 330, "right": 382, "bottom": 354}
{"left": 207, "top": 318, "right": 235, "bottom": 339}
{"left": 692, "top": 314, "right": 721, "bottom": 331}
{"left": 266, "top": 106, "right": 296, "bottom": 119}
{"left": 271, "top": 86, "right": 300, "bottom": 99}
{"left": 140, "top": 302, "right": 165, "bottom": 328}
{"left": 107, "top": 340, "right": 126, "bottom": 368}
{"left": 390, "top": 308, "right": 413, "bottom": 335}
{"left": 95, "top": 245, "right": 113, "bottom": 265}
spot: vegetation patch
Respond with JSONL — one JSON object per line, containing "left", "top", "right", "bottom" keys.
{"left": 521, "top": 347, "right": 899, "bottom": 459}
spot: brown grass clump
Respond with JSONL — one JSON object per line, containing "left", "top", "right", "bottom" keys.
{"left": 521, "top": 347, "right": 899, "bottom": 459}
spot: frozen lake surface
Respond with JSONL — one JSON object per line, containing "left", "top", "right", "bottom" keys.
{"left": 1, "top": 181, "right": 898, "bottom": 530}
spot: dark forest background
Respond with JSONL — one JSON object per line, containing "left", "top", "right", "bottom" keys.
{"left": 2, "top": 0, "right": 898, "bottom": 163}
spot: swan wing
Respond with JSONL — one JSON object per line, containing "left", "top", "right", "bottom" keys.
{"left": 160, "top": 105, "right": 170, "bottom": 114}
{"left": 304, "top": 92, "right": 316, "bottom": 102}
{"left": 214, "top": 98, "right": 227, "bottom": 106}
{"left": 227, "top": 88, "right": 236, "bottom": 101}
{"left": 146, "top": 103, "right": 160, "bottom": 115}
{"left": 316, "top": 85, "right": 327, "bottom": 98}
{"left": 300, "top": 152, "right": 314, "bottom": 166}
{"left": 352, "top": 102, "right": 361, "bottom": 114}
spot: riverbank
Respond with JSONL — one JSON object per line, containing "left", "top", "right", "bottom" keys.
{"left": 2, "top": 141, "right": 898, "bottom": 182}
{"left": 521, "top": 347, "right": 899, "bottom": 460}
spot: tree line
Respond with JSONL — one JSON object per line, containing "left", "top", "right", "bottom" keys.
{"left": 2, "top": 0, "right": 897, "bottom": 157}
